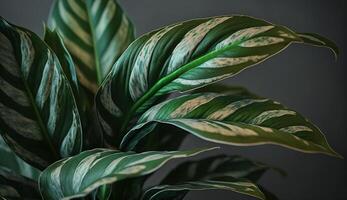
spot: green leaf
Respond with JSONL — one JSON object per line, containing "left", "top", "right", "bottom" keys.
{"left": 0, "top": 167, "right": 41, "bottom": 200}
{"left": 43, "top": 27, "right": 79, "bottom": 101}
{"left": 191, "top": 83, "right": 255, "bottom": 97}
{"left": 0, "top": 136, "right": 40, "bottom": 180}
{"left": 148, "top": 155, "right": 281, "bottom": 200}
{"left": 0, "top": 18, "right": 83, "bottom": 169}
{"left": 298, "top": 32, "right": 339, "bottom": 59}
{"left": 38, "top": 148, "right": 216, "bottom": 200}
{"left": 161, "top": 155, "right": 283, "bottom": 185}
{"left": 142, "top": 177, "right": 265, "bottom": 200}
{"left": 49, "top": 0, "right": 135, "bottom": 93}
{"left": 95, "top": 15, "right": 338, "bottom": 146}
{"left": 121, "top": 93, "right": 339, "bottom": 157}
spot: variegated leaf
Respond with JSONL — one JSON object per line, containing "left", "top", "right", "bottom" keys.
{"left": 0, "top": 167, "right": 41, "bottom": 200}
{"left": 121, "top": 93, "right": 339, "bottom": 157}
{"left": 95, "top": 15, "right": 337, "bottom": 147}
{"left": 133, "top": 85, "right": 256, "bottom": 152}
{"left": 0, "top": 18, "right": 83, "bottom": 169}
{"left": 0, "top": 136, "right": 40, "bottom": 180}
{"left": 43, "top": 27, "right": 80, "bottom": 102}
{"left": 142, "top": 177, "right": 265, "bottom": 200}
{"left": 39, "top": 148, "right": 216, "bottom": 200}
{"left": 49, "top": 0, "right": 135, "bottom": 94}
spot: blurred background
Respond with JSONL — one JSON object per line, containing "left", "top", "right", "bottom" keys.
{"left": 0, "top": 0, "right": 346, "bottom": 199}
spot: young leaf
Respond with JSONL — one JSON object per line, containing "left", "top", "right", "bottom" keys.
{"left": 0, "top": 18, "right": 83, "bottom": 169}
{"left": 95, "top": 15, "right": 338, "bottom": 145}
{"left": 121, "top": 93, "right": 339, "bottom": 157}
{"left": 0, "top": 167, "right": 41, "bottom": 200}
{"left": 142, "top": 177, "right": 265, "bottom": 200}
{"left": 0, "top": 136, "right": 40, "bottom": 180}
{"left": 43, "top": 28, "right": 79, "bottom": 100}
{"left": 49, "top": 0, "right": 135, "bottom": 93}
{"left": 38, "top": 148, "right": 216, "bottom": 200}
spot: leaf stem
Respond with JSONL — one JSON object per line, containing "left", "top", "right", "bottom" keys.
{"left": 23, "top": 78, "right": 60, "bottom": 160}
{"left": 120, "top": 46, "right": 230, "bottom": 133}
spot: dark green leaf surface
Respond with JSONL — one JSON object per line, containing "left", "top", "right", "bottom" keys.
{"left": 0, "top": 136, "right": 40, "bottom": 180}
{"left": 142, "top": 177, "right": 265, "bottom": 200}
{"left": 0, "top": 18, "right": 83, "bottom": 169}
{"left": 39, "top": 148, "right": 216, "bottom": 200}
{"left": 122, "top": 93, "right": 339, "bottom": 157}
{"left": 161, "top": 155, "right": 281, "bottom": 184}
{"left": 95, "top": 15, "right": 337, "bottom": 147}
{"left": 49, "top": 0, "right": 135, "bottom": 93}
{"left": 145, "top": 155, "right": 279, "bottom": 200}
{"left": 43, "top": 28, "right": 80, "bottom": 102}
{"left": 0, "top": 167, "right": 41, "bottom": 200}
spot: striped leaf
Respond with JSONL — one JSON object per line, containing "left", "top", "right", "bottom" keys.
{"left": 0, "top": 136, "right": 40, "bottom": 181}
{"left": 43, "top": 27, "right": 80, "bottom": 102}
{"left": 0, "top": 18, "right": 83, "bottom": 169}
{"left": 95, "top": 15, "right": 337, "bottom": 146}
{"left": 142, "top": 177, "right": 265, "bottom": 200}
{"left": 121, "top": 93, "right": 339, "bottom": 157}
{"left": 49, "top": 0, "right": 135, "bottom": 94}
{"left": 38, "top": 148, "right": 216, "bottom": 200}
{"left": 133, "top": 85, "right": 256, "bottom": 152}
{"left": 0, "top": 167, "right": 41, "bottom": 200}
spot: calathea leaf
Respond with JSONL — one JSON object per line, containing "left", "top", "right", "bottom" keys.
{"left": 38, "top": 147, "right": 216, "bottom": 200}
{"left": 0, "top": 136, "right": 40, "bottom": 181}
{"left": 0, "top": 18, "right": 83, "bottom": 169}
{"left": 43, "top": 27, "right": 105, "bottom": 150}
{"left": 43, "top": 27, "right": 79, "bottom": 101}
{"left": 161, "top": 154, "right": 283, "bottom": 184}
{"left": 142, "top": 176, "right": 265, "bottom": 200}
{"left": 49, "top": 0, "right": 135, "bottom": 94}
{"left": 132, "top": 85, "right": 255, "bottom": 152}
{"left": 121, "top": 93, "right": 339, "bottom": 157}
{"left": 0, "top": 166, "right": 41, "bottom": 200}
{"left": 150, "top": 155, "right": 281, "bottom": 200}
{"left": 95, "top": 15, "right": 337, "bottom": 146}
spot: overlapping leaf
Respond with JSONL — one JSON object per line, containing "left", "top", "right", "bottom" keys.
{"left": 0, "top": 167, "right": 41, "bottom": 200}
{"left": 95, "top": 15, "right": 337, "bottom": 146}
{"left": 0, "top": 18, "right": 83, "bottom": 169}
{"left": 43, "top": 28, "right": 79, "bottom": 102}
{"left": 142, "top": 177, "right": 265, "bottom": 200}
{"left": 39, "top": 148, "right": 216, "bottom": 200}
{"left": 161, "top": 155, "right": 281, "bottom": 184}
{"left": 49, "top": 0, "right": 135, "bottom": 93}
{"left": 0, "top": 136, "right": 40, "bottom": 180}
{"left": 121, "top": 93, "right": 339, "bottom": 157}
{"left": 143, "top": 154, "right": 279, "bottom": 200}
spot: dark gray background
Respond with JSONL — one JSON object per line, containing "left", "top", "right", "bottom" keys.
{"left": 1, "top": 0, "right": 346, "bottom": 200}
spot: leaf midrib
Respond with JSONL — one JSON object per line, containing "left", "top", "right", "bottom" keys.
{"left": 84, "top": 2, "right": 102, "bottom": 85}
{"left": 120, "top": 38, "right": 282, "bottom": 132}
{"left": 22, "top": 74, "right": 60, "bottom": 160}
